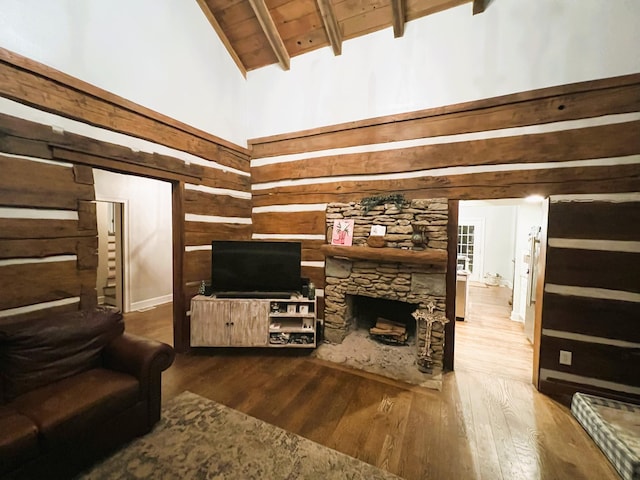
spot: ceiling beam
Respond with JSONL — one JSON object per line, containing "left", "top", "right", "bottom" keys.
{"left": 195, "top": 0, "right": 247, "bottom": 78}
{"left": 247, "top": 0, "right": 290, "bottom": 71}
{"left": 391, "top": 0, "right": 406, "bottom": 38}
{"left": 472, "top": 0, "right": 486, "bottom": 15}
{"left": 316, "top": 0, "right": 342, "bottom": 56}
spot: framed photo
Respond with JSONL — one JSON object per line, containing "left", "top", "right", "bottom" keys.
{"left": 287, "top": 304, "right": 297, "bottom": 313}
{"left": 298, "top": 305, "right": 309, "bottom": 314}
{"left": 331, "top": 219, "right": 354, "bottom": 246}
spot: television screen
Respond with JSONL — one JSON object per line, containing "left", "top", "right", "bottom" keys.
{"left": 211, "top": 240, "right": 302, "bottom": 296}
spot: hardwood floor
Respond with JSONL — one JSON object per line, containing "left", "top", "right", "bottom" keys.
{"left": 123, "top": 302, "right": 618, "bottom": 480}
{"left": 455, "top": 282, "right": 534, "bottom": 383}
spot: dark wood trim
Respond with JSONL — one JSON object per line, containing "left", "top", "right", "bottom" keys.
{"left": 249, "top": 73, "right": 640, "bottom": 157}
{"left": 172, "top": 181, "right": 188, "bottom": 353}
{"left": 444, "top": 199, "right": 458, "bottom": 371}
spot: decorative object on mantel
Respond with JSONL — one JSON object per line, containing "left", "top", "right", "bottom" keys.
{"left": 360, "top": 193, "right": 406, "bottom": 214}
{"left": 367, "top": 236, "right": 386, "bottom": 248}
{"left": 331, "top": 219, "right": 354, "bottom": 246}
{"left": 367, "top": 224, "right": 387, "bottom": 247}
{"left": 412, "top": 302, "right": 449, "bottom": 373}
{"left": 410, "top": 223, "right": 429, "bottom": 250}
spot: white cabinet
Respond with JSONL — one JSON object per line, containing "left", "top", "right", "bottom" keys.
{"left": 190, "top": 297, "right": 269, "bottom": 347}
{"left": 190, "top": 295, "right": 317, "bottom": 348}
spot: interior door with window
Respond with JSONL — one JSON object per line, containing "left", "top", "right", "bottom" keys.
{"left": 457, "top": 219, "right": 484, "bottom": 281}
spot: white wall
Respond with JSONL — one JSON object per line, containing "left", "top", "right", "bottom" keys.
{"left": 246, "top": 0, "right": 640, "bottom": 139}
{"left": 0, "top": 0, "right": 248, "bottom": 146}
{"left": 459, "top": 200, "right": 518, "bottom": 286}
{"left": 93, "top": 169, "right": 173, "bottom": 312}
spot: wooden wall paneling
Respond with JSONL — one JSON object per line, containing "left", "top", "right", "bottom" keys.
{"left": 539, "top": 336, "right": 640, "bottom": 387}
{"left": 200, "top": 166, "right": 251, "bottom": 192}
{"left": 302, "top": 239, "right": 327, "bottom": 261}
{"left": 77, "top": 201, "right": 98, "bottom": 233}
{"left": 301, "top": 265, "right": 325, "bottom": 289}
{"left": 0, "top": 133, "right": 51, "bottom": 159}
{"left": 0, "top": 261, "right": 86, "bottom": 310}
{"left": 172, "top": 181, "right": 188, "bottom": 352}
{"left": 52, "top": 148, "right": 201, "bottom": 184}
{"left": 251, "top": 120, "right": 640, "bottom": 183}
{"left": 184, "top": 189, "right": 252, "bottom": 217}
{"left": 249, "top": 75, "right": 640, "bottom": 157}
{"left": 0, "top": 48, "right": 250, "bottom": 171}
{"left": 252, "top": 163, "right": 640, "bottom": 206}
{"left": 548, "top": 201, "right": 640, "bottom": 241}
{"left": 185, "top": 222, "right": 253, "bottom": 245}
{"left": 545, "top": 248, "right": 640, "bottom": 293}
{"left": 0, "top": 237, "right": 79, "bottom": 259}
{"left": 80, "top": 271, "right": 98, "bottom": 310}
{"left": 0, "top": 155, "right": 94, "bottom": 209}
{"left": 444, "top": 199, "right": 458, "bottom": 372}
{"left": 185, "top": 250, "right": 213, "bottom": 284}
{"left": 542, "top": 294, "right": 640, "bottom": 343}
{"left": 0, "top": 218, "right": 84, "bottom": 239}
{"left": 252, "top": 210, "right": 325, "bottom": 234}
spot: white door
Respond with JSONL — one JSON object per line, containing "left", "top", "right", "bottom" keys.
{"left": 457, "top": 219, "right": 484, "bottom": 282}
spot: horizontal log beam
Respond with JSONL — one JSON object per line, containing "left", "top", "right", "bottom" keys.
{"left": 321, "top": 244, "right": 447, "bottom": 265}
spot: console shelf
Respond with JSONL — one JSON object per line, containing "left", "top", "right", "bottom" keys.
{"left": 190, "top": 294, "right": 317, "bottom": 349}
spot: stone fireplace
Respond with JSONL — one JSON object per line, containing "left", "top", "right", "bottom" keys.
{"left": 319, "top": 199, "right": 450, "bottom": 383}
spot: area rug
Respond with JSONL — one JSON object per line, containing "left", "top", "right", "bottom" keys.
{"left": 77, "top": 391, "right": 401, "bottom": 479}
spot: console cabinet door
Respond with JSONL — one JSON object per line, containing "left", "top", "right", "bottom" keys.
{"left": 191, "top": 299, "right": 231, "bottom": 346}
{"left": 230, "top": 300, "right": 269, "bottom": 346}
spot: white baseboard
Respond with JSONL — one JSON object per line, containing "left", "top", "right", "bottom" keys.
{"left": 510, "top": 310, "right": 524, "bottom": 322}
{"left": 130, "top": 294, "right": 173, "bottom": 312}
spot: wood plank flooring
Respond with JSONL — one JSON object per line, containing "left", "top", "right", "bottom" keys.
{"left": 455, "top": 282, "right": 534, "bottom": 383}
{"left": 123, "top": 302, "right": 619, "bottom": 480}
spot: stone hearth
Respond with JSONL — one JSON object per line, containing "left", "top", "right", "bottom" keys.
{"left": 320, "top": 199, "right": 449, "bottom": 381}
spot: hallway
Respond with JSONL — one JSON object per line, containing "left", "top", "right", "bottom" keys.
{"left": 455, "top": 282, "right": 534, "bottom": 384}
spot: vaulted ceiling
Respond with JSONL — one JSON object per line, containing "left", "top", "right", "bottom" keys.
{"left": 196, "top": 0, "right": 486, "bottom": 75}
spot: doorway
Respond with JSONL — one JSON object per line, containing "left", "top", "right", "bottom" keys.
{"left": 454, "top": 198, "right": 544, "bottom": 383}
{"left": 96, "top": 201, "right": 124, "bottom": 311}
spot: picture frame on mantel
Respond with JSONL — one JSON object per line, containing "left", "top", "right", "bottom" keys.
{"left": 331, "top": 220, "right": 354, "bottom": 246}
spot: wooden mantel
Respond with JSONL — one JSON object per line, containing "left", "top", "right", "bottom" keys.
{"left": 320, "top": 245, "right": 448, "bottom": 265}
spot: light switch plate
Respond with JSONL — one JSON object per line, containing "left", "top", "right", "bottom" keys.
{"left": 559, "top": 350, "right": 572, "bottom": 366}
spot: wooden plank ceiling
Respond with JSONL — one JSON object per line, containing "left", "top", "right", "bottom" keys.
{"left": 197, "top": 0, "right": 484, "bottom": 74}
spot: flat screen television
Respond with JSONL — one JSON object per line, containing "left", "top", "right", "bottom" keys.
{"left": 211, "top": 240, "right": 302, "bottom": 298}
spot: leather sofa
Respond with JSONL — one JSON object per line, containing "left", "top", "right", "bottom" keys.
{"left": 0, "top": 307, "right": 175, "bottom": 479}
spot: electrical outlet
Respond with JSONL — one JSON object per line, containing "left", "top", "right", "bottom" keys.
{"left": 559, "top": 350, "right": 572, "bottom": 366}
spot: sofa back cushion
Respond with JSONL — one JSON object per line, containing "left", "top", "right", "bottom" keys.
{"left": 0, "top": 307, "right": 124, "bottom": 402}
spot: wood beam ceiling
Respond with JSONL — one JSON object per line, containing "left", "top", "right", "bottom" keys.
{"left": 247, "top": 0, "right": 291, "bottom": 70}
{"left": 316, "top": 0, "right": 342, "bottom": 55}
{"left": 391, "top": 0, "right": 406, "bottom": 38}
{"left": 472, "top": 0, "right": 486, "bottom": 15}
{"left": 196, "top": 0, "right": 247, "bottom": 77}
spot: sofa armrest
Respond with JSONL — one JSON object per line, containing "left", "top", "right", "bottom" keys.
{"left": 102, "top": 333, "right": 175, "bottom": 428}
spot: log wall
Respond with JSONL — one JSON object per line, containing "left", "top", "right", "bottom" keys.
{"left": 0, "top": 49, "right": 251, "bottom": 351}
{"left": 539, "top": 194, "right": 640, "bottom": 402}
{"left": 250, "top": 73, "right": 640, "bottom": 378}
